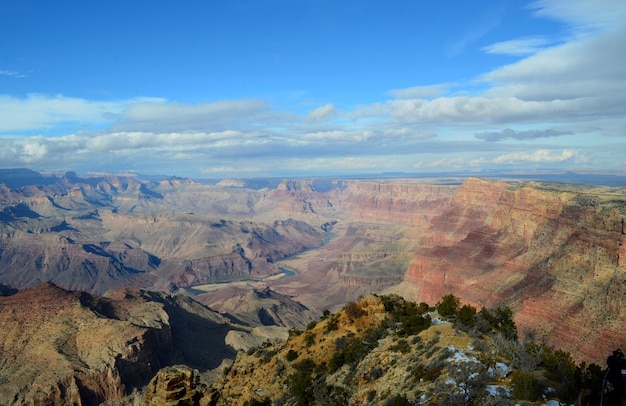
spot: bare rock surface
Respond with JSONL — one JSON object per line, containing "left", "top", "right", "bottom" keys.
{"left": 402, "top": 178, "right": 626, "bottom": 362}
{"left": 0, "top": 282, "right": 240, "bottom": 405}
{"left": 144, "top": 365, "right": 218, "bottom": 406}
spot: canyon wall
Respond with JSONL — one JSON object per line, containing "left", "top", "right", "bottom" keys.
{"left": 1, "top": 171, "right": 625, "bottom": 365}
{"left": 403, "top": 178, "right": 626, "bottom": 362}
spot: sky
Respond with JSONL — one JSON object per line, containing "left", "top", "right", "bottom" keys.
{"left": 1, "top": 0, "right": 625, "bottom": 178}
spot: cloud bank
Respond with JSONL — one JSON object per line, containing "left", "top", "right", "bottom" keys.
{"left": 0, "top": 0, "right": 625, "bottom": 177}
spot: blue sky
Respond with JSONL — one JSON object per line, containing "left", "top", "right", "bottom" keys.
{"left": 1, "top": 0, "right": 625, "bottom": 178}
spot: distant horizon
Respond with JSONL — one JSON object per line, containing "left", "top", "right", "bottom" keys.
{"left": 3, "top": 166, "right": 626, "bottom": 188}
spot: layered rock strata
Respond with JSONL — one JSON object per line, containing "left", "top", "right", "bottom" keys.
{"left": 403, "top": 178, "right": 626, "bottom": 362}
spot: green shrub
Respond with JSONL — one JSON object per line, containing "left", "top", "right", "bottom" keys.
{"left": 344, "top": 301, "right": 365, "bottom": 320}
{"left": 456, "top": 304, "right": 477, "bottom": 327}
{"left": 384, "top": 394, "right": 411, "bottom": 405}
{"left": 437, "top": 294, "right": 460, "bottom": 319}
{"left": 244, "top": 398, "right": 271, "bottom": 406}
{"left": 304, "top": 331, "right": 316, "bottom": 347}
{"left": 325, "top": 313, "right": 340, "bottom": 333}
{"left": 286, "top": 349, "right": 299, "bottom": 361}
{"left": 390, "top": 338, "right": 411, "bottom": 353}
{"left": 288, "top": 327, "right": 302, "bottom": 338}
{"left": 288, "top": 359, "right": 317, "bottom": 405}
{"left": 510, "top": 370, "right": 541, "bottom": 401}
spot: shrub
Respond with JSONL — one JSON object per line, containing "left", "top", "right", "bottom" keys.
{"left": 493, "top": 306, "right": 517, "bottom": 340}
{"left": 384, "top": 394, "right": 411, "bottom": 405}
{"left": 437, "top": 294, "right": 460, "bottom": 319}
{"left": 286, "top": 349, "right": 299, "bottom": 361}
{"left": 344, "top": 301, "right": 364, "bottom": 320}
{"left": 368, "top": 366, "right": 384, "bottom": 380}
{"left": 423, "top": 366, "right": 442, "bottom": 381}
{"left": 325, "top": 313, "right": 340, "bottom": 333}
{"left": 244, "top": 398, "right": 271, "bottom": 406}
{"left": 456, "top": 304, "right": 477, "bottom": 328}
{"left": 510, "top": 370, "right": 541, "bottom": 401}
{"left": 288, "top": 359, "right": 317, "bottom": 405}
{"left": 390, "top": 338, "right": 411, "bottom": 354}
{"left": 304, "top": 332, "right": 316, "bottom": 347}
{"left": 288, "top": 327, "right": 302, "bottom": 338}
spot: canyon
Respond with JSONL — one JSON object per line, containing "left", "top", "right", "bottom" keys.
{"left": 1, "top": 169, "right": 625, "bottom": 403}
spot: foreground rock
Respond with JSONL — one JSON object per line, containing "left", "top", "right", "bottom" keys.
{"left": 0, "top": 283, "right": 241, "bottom": 405}
{"left": 144, "top": 365, "right": 218, "bottom": 406}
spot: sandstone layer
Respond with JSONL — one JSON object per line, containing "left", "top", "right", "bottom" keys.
{"left": 401, "top": 178, "right": 626, "bottom": 362}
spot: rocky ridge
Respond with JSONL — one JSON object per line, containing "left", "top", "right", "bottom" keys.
{"left": 0, "top": 282, "right": 240, "bottom": 405}
{"left": 215, "top": 294, "right": 596, "bottom": 405}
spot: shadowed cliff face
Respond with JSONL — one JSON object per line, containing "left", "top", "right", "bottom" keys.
{"left": 0, "top": 282, "right": 238, "bottom": 405}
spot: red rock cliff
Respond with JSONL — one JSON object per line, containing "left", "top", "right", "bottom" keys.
{"left": 403, "top": 178, "right": 626, "bottom": 363}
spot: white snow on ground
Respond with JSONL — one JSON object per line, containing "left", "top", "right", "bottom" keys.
{"left": 487, "top": 384, "right": 510, "bottom": 397}
{"left": 446, "top": 344, "right": 477, "bottom": 363}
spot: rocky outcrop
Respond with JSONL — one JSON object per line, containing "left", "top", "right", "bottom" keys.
{"left": 0, "top": 283, "right": 240, "bottom": 405}
{"left": 144, "top": 365, "right": 218, "bottom": 406}
{"left": 197, "top": 286, "right": 318, "bottom": 329}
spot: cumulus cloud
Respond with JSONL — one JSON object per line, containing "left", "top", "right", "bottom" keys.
{"left": 475, "top": 128, "right": 572, "bottom": 142}
{"left": 493, "top": 149, "right": 579, "bottom": 164}
{"left": 482, "top": 1, "right": 626, "bottom": 104}
{"left": 381, "top": 96, "right": 593, "bottom": 124}
{"left": 307, "top": 103, "right": 336, "bottom": 121}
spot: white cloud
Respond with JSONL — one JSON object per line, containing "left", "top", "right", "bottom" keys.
{"left": 301, "top": 130, "right": 373, "bottom": 143}
{"left": 482, "top": 37, "right": 551, "bottom": 56}
{"left": 493, "top": 149, "right": 579, "bottom": 164}
{"left": 389, "top": 84, "right": 450, "bottom": 99}
{"left": 475, "top": 128, "right": 571, "bottom": 142}
{"left": 0, "top": 0, "right": 623, "bottom": 177}
{"left": 529, "top": 0, "right": 625, "bottom": 32}
{"left": 383, "top": 96, "right": 588, "bottom": 124}
{"left": 307, "top": 103, "right": 336, "bottom": 121}
{"left": 0, "top": 94, "right": 162, "bottom": 134}
{"left": 0, "top": 69, "right": 25, "bottom": 78}
{"left": 112, "top": 99, "right": 273, "bottom": 133}
{"left": 413, "top": 158, "right": 466, "bottom": 169}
